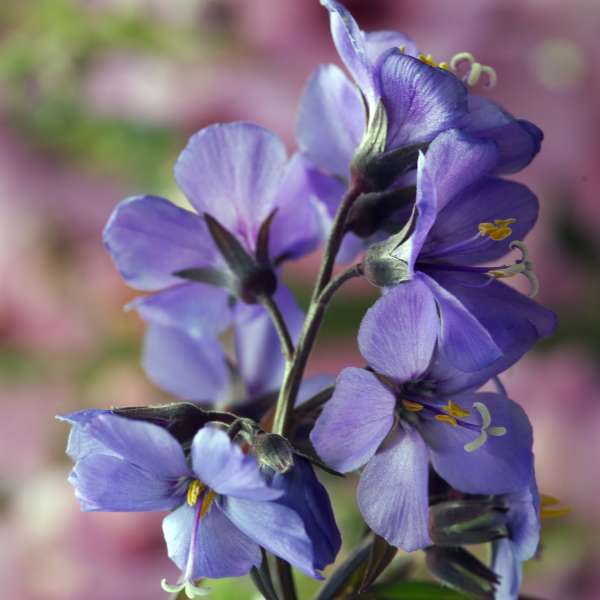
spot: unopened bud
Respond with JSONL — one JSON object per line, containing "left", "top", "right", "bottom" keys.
{"left": 254, "top": 433, "right": 295, "bottom": 474}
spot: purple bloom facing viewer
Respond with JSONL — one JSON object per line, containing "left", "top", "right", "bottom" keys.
{"left": 104, "top": 122, "right": 323, "bottom": 339}
{"left": 364, "top": 129, "right": 556, "bottom": 375}
{"left": 59, "top": 411, "right": 340, "bottom": 596}
{"left": 310, "top": 282, "right": 534, "bottom": 551}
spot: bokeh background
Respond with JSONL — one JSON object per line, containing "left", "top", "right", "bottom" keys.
{"left": 1, "top": 1, "right": 599, "bottom": 598}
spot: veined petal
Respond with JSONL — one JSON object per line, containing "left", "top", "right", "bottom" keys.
{"left": 420, "top": 392, "right": 534, "bottom": 495}
{"left": 190, "top": 427, "right": 281, "bottom": 501}
{"left": 421, "top": 273, "right": 502, "bottom": 372}
{"left": 130, "top": 282, "right": 232, "bottom": 339}
{"left": 357, "top": 426, "right": 432, "bottom": 551}
{"left": 234, "top": 285, "right": 304, "bottom": 399}
{"left": 296, "top": 65, "right": 365, "bottom": 180}
{"left": 163, "top": 503, "right": 261, "bottom": 580}
{"left": 141, "top": 324, "right": 230, "bottom": 403}
{"left": 221, "top": 495, "right": 325, "bottom": 578}
{"left": 310, "top": 367, "right": 395, "bottom": 472}
{"left": 491, "top": 539, "right": 522, "bottom": 600}
{"left": 175, "top": 123, "right": 287, "bottom": 253}
{"left": 379, "top": 52, "right": 468, "bottom": 149}
{"left": 103, "top": 195, "right": 217, "bottom": 291}
{"left": 358, "top": 276, "right": 438, "bottom": 382}
{"left": 421, "top": 178, "right": 539, "bottom": 266}
{"left": 321, "top": 0, "right": 377, "bottom": 104}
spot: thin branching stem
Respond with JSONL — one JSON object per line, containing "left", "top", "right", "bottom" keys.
{"left": 261, "top": 293, "right": 295, "bottom": 361}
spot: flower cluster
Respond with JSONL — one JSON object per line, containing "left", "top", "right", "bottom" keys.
{"left": 60, "top": 2, "right": 562, "bottom": 598}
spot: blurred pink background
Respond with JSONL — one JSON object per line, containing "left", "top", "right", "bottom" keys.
{"left": 1, "top": 1, "right": 599, "bottom": 598}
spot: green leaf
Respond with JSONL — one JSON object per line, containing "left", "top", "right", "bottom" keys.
{"left": 367, "top": 581, "right": 471, "bottom": 600}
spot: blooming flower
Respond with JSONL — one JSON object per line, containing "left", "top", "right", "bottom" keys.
{"left": 363, "top": 128, "right": 555, "bottom": 374}
{"left": 310, "top": 282, "right": 534, "bottom": 551}
{"left": 103, "top": 122, "right": 323, "bottom": 339}
{"left": 59, "top": 411, "right": 340, "bottom": 596}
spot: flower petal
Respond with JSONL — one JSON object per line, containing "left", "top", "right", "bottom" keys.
{"left": 364, "top": 30, "right": 418, "bottom": 63}
{"left": 321, "top": 0, "right": 376, "bottom": 104}
{"left": 174, "top": 123, "right": 287, "bottom": 253}
{"left": 465, "top": 95, "right": 543, "bottom": 175}
{"left": 310, "top": 367, "right": 395, "bottom": 472}
{"left": 491, "top": 539, "right": 522, "bottom": 600}
{"left": 141, "top": 324, "right": 230, "bottom": 403}
{"left": 379, "top": 52, "right": 467, "bottom": 149}
{"left": 234, "top": 285, "right": 304, "bottom": 399}
{"left": 357, "top": 427, "right": 432, "bottom": 551}
{"left": 420, "top": 273, "right": 502, "bottom": 372}
{"left": 191, "top": 427, "right": 280, "bottom": 501}
{"left": 163, "top": 503, "right": 261, "bottom": 579}
{"left": 296, "top": 65, "right": 365, "bottom": 180}
{"left": 103, "top": 195, "right": 216, "bottom": 291}
{"left": 130, "top": 282, "right": 232, "bottom": 339}
{"left": 419, "top": 392, "right": 534, "bottom": 495}
{"left": 358, "top": 276, "right": 438, "bottom": 381}
{"left": 221, "top": 495, "right": 325, "bottom": 578}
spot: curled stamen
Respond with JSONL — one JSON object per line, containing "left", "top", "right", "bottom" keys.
{"left": 449, "top": 51, "right": 497, "bottom": 88}
{"left": 489, "top": 241, "right": 539, "bottom": 297}
{"left": 464, "top": 402, "right": 507, "bottom": 453}
{"left": 161, "top": 579, "right": 211, "bottom": 598}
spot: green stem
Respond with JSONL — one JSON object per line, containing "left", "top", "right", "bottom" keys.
{"left": 274, "top": 557, "right": 298, "bottom": 600}
{"left": 261, "top": 293, "right": 295, "bottom": 361}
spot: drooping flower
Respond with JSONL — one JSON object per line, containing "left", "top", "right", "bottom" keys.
{"left": 59, "top": 411, "right": 340, "bottom": 596}
{"left": 104, "top": 122, "right": 323, "bottom": 339}
{"left": 363, "top": 128, "right": 555, "bottom": 375}
{"left": 310, "top": 282, "right": 535, "bottom": 551}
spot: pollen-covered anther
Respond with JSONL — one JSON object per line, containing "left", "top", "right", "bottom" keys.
{"left": 436, "top": 414, "right": 458, "bottom": 427}
{"left": 540, "top": 494, "right": 572, "bottom": 520}
{"left": 449, "top": 51, "right": 497, "bottom": 88}
{"left": 187, "top": 479, "right": 205, "bottom": 507}
{"left": 442, "top": 400, "right": 470, "bottom": 418}
{"left": 464, "top": 402, "right": 507, "bottom": 453}
{"left": 418, "top": 52, "right": 450, "bottom": 70}
{"left": 402, "top": 399, "right": 425, "bottom": 412}
{"left": 478, "top": 218, "right": 517, "bottom": 241}
{"left": 489, "top": 240, "right": 539, "bottom": 298}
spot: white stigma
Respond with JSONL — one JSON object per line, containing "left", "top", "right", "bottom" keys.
{"left": 450, "top": 51, "right": 497, "bottom": 88}
{"left": 489, "top": 240, "right": 539, "bottom": 297}
{"left": 464, "top": 402, "right": 507, "bottom": 453}
{"left": 161, "top": 578, "right": 211, "bottom": 598}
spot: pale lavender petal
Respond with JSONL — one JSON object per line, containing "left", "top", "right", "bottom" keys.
{"left": 321, "top": 0, "right": 376, "bottom": 104}
{"left": 142, "top": 324, "right": 230, "bottom": 403}
{"left": 296, "top": 65, "right": 365, "bottom": 180}
{"left": 357, "top": 427, "right": 432, "bottom": 551}
{"left": 175, "top": 123, "right": 287, "bottom": 253}
{"left": 221, "top": 495, "right": 324, "bottom": 578}
{"left": 492, "top": 539, "right": 522, "bottom": 600}
{"left": 162, "top": 503, "right": 261, "bottom": 579}
{"left": 419, "top": 392, "right": 533, "bottom": 495}
{"left": 420, "top": 273, "right": 502, "bottom": 372}
{"left": 358, "top": 276, "right": 438, "bottom": 381}
{"left": 103, "top": 195, "right": 216, "bottom": 291}
{"left": 364, "top": 31, "right": 418, "bottom": 62}
{"left": 130, "top": 282, "right": 232, "bottom": 339}
{"left": 234, "top": 285, "right": 304, "bottom": 399}
{"left": 379, "top": 53, "right": 468, "bottom": 149}
{"left": 310, "top": 367, "right": 395, "bottom": 472}
{"left": 191, "top": 427, "right": 281, "bottom": 501}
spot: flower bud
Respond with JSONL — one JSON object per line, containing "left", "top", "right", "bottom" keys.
{"left": 254, "top": 433, "right": 295, "bottom": 474}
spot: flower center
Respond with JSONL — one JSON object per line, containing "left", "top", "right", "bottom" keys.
{"left": 187, "top": 479, "right": 217, "bottom": 519}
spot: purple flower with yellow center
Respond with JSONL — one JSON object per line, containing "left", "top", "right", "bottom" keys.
{"left": 363, "top": 128, "right": 555, "bottom": 375}
{"left": 310, "top": 282, "right": 534, "bottom": 551}
{"left": 104, "top": 122, "right": 323, "bottom": 339}
{"left": 59, "top": 412, "right": 340, "bottom": 597}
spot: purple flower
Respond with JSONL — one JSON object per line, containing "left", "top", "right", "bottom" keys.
{"left": 492, "top": 482, "right": 541, "bottom": 600}
{"left": 104, "top": 122, "right": 323, "bottom": 338}
{"left": 59, "top": 411, "right": 340, "bottom": 595}
{"left": 364, "top": 129, "right": 555, "bottom": 375}
{"left": 140, "top": 284, "right": 303, "bottom": 406}
{"left": 310, "top": 281, "right": 534, "bottom": 551}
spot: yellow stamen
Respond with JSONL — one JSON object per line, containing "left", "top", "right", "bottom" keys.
{"left": 200, "top": 489, "right": 217, "bottom": 518}
{"left": 398, "top": 45, "right": 406, "bottom": 54}
{"left": 435, "top": 414, "right": 458, "bottom": 427}
{"left": 187, "top": 480, "right": 205, "bottom": 507}
{"left": 479, "top": 218, "right": 517, "bottom": 241}
{"left": 540, "top": 494, "right": 571, "bottom": 520}
{"left": 402, "top": 399, "right": 424, "bottom": 412}
{"left": 418, "top": 52, "right": 444, "bottom": 68}
{"left": 442, "top": 400, "right": 470, "bottom": 418}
